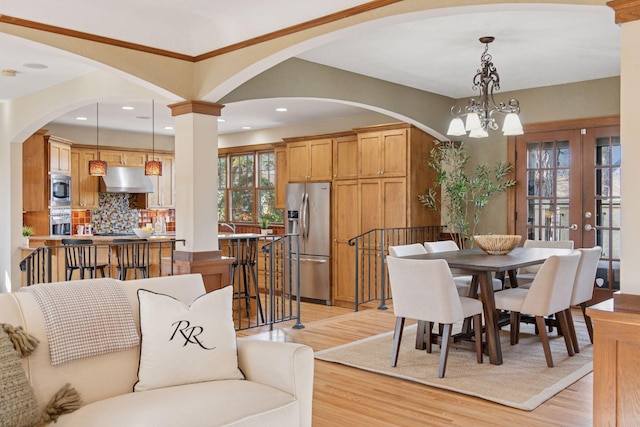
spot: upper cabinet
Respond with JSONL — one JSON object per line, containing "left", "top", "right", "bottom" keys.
{"left": 146, "top": 154, "right": 175, "bottom": 208}
{"left": 274, "top": 143, "right": 287, "bottom": 209}
{"left": 358, "top": 128, "right": 408, "bottom": 178}
{"left": 70, "top": 148, "right": 99, "bottom": 209}
{"left": 22, "top": 130, "right": 50, "bottom": 212}
{"left": 332, "top": 134, "right": 358, "bottom": 180}
{"left": 48, "top": 136, "right": 72, "bottom": 174}
{"left": 99, "top": 150, "right": 146, "bottom": 167}
{"left": 285, "top": 137, "right": 333, "bottom": 182}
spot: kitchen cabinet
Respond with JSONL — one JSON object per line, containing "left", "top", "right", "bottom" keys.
{"left": 99, "top": 149, "right": 146, "bottom": 167}
{"left": 274, "top": 144, "right": 287, "bottom": 209}
{"left": 332, "top": 134, "right": 358, "bottom": 180}
{"left": 285, "top": 137, "right": 332, "bottom": 182}
{"left": 146, "top": 154, "right": 175, "bottom": 208}
{"left": 358, "top": 128, "right": 408, "bottom": 178}
{"left": 48, "top": 136, "right": 72, "bottom": 174}
{"left": 332, "top": 123, "right": 440, "bottom": 307}
{"left": 22, "top": 129, "right": 49, "bottom": 212}
{"left": 332, "top": 180, "right": 359, "bottom": 305}
{"left": 70, "top": 148, "right": 100, "bottom": 209}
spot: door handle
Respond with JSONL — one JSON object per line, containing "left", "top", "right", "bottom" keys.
{"left": 566, "top": 224, "right": 578, "bottom": 231}
{"left": 584, "top": 224, "right": 595, "bottom": 231}
{"left": 299, "top": 257, "right": 328, "bottom": 264}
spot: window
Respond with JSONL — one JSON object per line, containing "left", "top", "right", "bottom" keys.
{"left": 217, "top": 157, "right": 226, "bottom": 222}
{"left": 218, "top": 151, "right": 283, "bottom": 224}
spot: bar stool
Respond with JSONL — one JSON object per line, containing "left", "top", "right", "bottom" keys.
{"left": 226, "top": 238, "right": 264, "bottom": 323}
{"left": 113, "top": 239, "right": 150, "bottom": 280}
{"left": 61, "top": 239, "right": 108, "bottom": 280}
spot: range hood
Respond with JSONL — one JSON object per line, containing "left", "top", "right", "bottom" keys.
{"left": 100, "top": 166, "right": 154, "bottom": 193}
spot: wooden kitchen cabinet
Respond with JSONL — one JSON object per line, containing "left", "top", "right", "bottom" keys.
{"left": 22, "top": 129, "right": 49, "bottom": 212}
{"left": 359, "top": 177, "right": 407, "bottom": 233}
{"left": 99, "top": 149, "right": 146, "bottom": 167}
{"left": 332, "top": 180, "right": 359, "bottom": 305}
{"left": 285, "top": 137, "right": 332, "bottom": 182}
{"left": 332, "top": 134, "right": 358, "bottom": 180}
{"left": 358, "top": 128, "right": 408, "bottom": 178}
{"left": 274, "top": 144, "right": 287, "bottom": 209}
{"left": 146, "top": 154, "right": 175, "bottom": 208}
{"left": 48, "top": 136, "right": 72, "bottom": 174}
{"left": 70, "top": 148, "right": 100, "bottom": 209}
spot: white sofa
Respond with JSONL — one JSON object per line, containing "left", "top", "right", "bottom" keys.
{"left": 0, "top": 274, "right": 314, "bottom": 426}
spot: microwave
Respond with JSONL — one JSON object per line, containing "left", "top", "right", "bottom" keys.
{"left": 50, "top": 174, "right": 71, "bottom": 207}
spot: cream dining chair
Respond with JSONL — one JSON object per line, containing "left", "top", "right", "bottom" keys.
{"left": 516, "top": 239, "right": 575, "bottom": 286}
{"left": 424, "top": 240, "right": 503, "bottom": 296}
{"left": 565, "top": 246, "right": 601, "bottom": 352}
{"left": 493, "top": 252, "right": 581, "bottom": 367}
{"left": 386, "top": 255, "right": 483, "bottom": 378}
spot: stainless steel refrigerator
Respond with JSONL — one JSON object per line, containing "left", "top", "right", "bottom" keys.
{"left": 286, "top": 182, "right": 332, "bottom": 304}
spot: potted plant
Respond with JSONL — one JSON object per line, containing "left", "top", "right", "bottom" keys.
{"left": 22, "top": 225, "right": 34, "bottom": 246}
{"left": 259, "top": 217, "right": 270, "bottom": 235}
{"left": 419, "top": 140, "right": 516, "bottom": 249}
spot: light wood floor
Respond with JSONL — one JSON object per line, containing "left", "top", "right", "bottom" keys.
{"left": 238, "top": 302, "right": 593, "bottom": 427}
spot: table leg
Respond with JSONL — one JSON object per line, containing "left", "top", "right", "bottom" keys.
{"left": 479, "top": 271, "right": 503, "bottom": 365}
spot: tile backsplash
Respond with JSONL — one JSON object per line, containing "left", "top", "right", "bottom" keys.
{"left": 71, "top": 193, "right": 175, "bottom": 234}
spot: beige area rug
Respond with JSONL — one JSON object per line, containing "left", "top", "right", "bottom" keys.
{"left": 315, "top": 320, "right": 593, "bottom": 411}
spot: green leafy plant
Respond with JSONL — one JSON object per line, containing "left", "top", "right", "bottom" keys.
{"left": 259, "top": 217, "right": 270, "bottom": 230}
{"left": 419, "top": 140, "right": 516, "bottom": 249}
{"left": 22, "top": 226, "right": 34, "bottom": 237}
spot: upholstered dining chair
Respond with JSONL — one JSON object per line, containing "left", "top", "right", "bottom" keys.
{"left": 424, "top": 240, "right": 503, "bottom": 296}
{"left": 516, "top": 239, "right": 575, "bottom": 286}
{"left": 493, "top": 252, "right": 581, "bottom": 367}
{"left": 386, "top": 255, "right": 483, "bottom": 378}
{"left": 388, "top": 243, "right": 427, "bottom": 258}
{"left": 565, "top": 246, "right": 601, "bottom": 352}
{"left": 61, "top": 239, "right": 108, "bottom": 280}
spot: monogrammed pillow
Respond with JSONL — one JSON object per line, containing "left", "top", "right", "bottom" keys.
{"left": 134, "top": 286, "right": 244, "bottom": 392}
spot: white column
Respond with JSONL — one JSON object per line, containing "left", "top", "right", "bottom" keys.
{"left": 170, "top": 101, "right": 224, "bottom": 254}
{"left": 620, "top": 19, "right": 640, "bottom": 295}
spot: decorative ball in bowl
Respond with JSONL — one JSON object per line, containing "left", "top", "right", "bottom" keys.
{"left": 473, "top": 235, "right": 522, "bottom": 255}
{"left": 133, "top": 228, "right": 152, "bottom": 238}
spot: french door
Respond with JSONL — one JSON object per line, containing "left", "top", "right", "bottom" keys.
{"left": 514, "top": 125, "right": 621, "bottom": 296}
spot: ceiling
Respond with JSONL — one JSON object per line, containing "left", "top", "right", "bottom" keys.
{"left": 0, "top": 1, "right": 621, "bottom": 136}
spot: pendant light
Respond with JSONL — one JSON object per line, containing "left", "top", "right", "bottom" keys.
{"left": 144, "top": 99, "right": 162, "bottom": 176}
{"left": 88, "top": 103, "right": 107, "bottom": 176}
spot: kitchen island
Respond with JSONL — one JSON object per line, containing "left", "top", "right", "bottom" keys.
{"left": 21, "top": 233, "right": 185, "bottom": 285}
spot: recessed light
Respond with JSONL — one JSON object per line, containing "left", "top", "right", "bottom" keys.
{"left": 242, "top": 126, "right": 252, "bottom": 130}
{"left": 1, "top": 69, "right": 17, "bottom": 77}
{"left": 23, "top": 63, "right": 48, "bottom": 69}
{"left": 217, "top": 118, "right": 226, "bottom": 123}
{"left": 75, "top": 116, "right": 88, "bottom": 121}
{"left": 276, "top": 108, "right": 288, "bottom": 112}
{"left": 136, "top": 116, "right": 151, "bottom": 120}
{"left": 163, "top": 126, "right": 174, "bottom": 130}
{"left": 122, "top": 106, "right": 134, "bottom": 110}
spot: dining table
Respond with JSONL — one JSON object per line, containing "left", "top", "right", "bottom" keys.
{"left": 404, "top": 246, "right": 575, "bottom": 365}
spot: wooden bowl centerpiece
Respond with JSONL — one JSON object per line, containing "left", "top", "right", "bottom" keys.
{"left": 473, "top": 235, "right": 522, "bottom": 255}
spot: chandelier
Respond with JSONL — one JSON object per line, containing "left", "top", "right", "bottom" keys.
{"left": 446, "top": 36, "right": 523, "bottom": 138}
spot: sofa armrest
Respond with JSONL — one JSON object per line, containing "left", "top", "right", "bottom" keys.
{"left": 237, "top": 339, "right": 313, "bottom": 427}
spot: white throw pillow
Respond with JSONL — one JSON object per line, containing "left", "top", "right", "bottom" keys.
{"left": 134, "top": 285, "right": 244, "bottom": 392}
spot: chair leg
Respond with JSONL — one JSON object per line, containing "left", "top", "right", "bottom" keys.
{"left": 556, "top": 310, "right": 575, "bottom": 357}
{"left": 415, "top": 320, "right": 426, "bottom": 350}
{"left": 565, "top": 308, "right": 580, "bottom": 354}
{"left": 426, "top": 322, "right": 434, "bottom": 354}
{"left": 536, "top": 316, "right": 554, "bottom": 368}
{"left": 510, "top": 311, "right": 521, "bottom": 345}
{"left": 580, "top": 303, "right": 594, "bottom": 344}
{"left": 438, "top": 323, "right": 453, "bottom": 378}
{"left": 473, "top": 314, "right": 483, "bottom": 364}
{"left": 391, "top": 317, "right": 405, "bottom": 367}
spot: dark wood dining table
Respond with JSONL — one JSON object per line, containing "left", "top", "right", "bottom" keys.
{"left": 404, "top": 247, "right": 575, "bottom": 365}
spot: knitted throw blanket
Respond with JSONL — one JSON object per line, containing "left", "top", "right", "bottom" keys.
{"left": 22, "top": 279, "right": 139, "bottom": 365}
